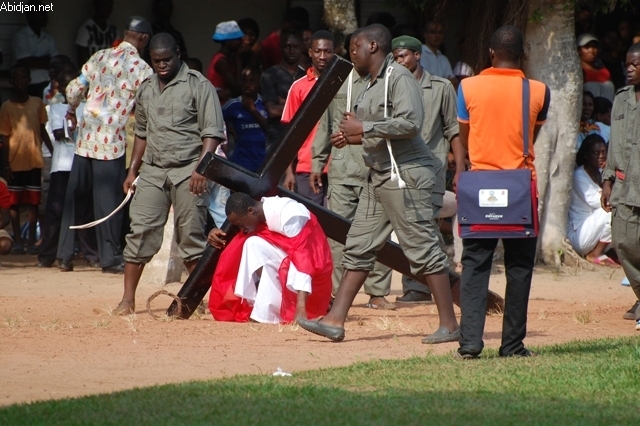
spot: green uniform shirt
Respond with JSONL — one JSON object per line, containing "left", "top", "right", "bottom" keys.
{"left": 603, "top": 85, "right": 640, "bottom": 207}
{"left": 355, "top": 54, "right": 436, "bottom": 179}
{"left": 311, "top": 72, "right": 369, "bottom": 186}
{"left": 135, "top": 63, "right": 225, "bottom": 187}
{"left": 418, "top": 70, "right": 459, "bottom": 163}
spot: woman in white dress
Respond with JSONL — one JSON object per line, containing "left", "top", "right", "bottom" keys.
{"left": 567, "top": 134, "right": 618, "bottom": 266}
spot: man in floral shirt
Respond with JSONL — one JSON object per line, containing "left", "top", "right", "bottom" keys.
{"left": 57, "top": 16, "right": 153, "bottom": 274}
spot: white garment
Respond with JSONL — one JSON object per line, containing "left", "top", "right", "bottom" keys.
{"left": 12, "top": 26, "right": 58, "bottom": 84}
{"left": 46, "top": 103, "right": 82, "bottom": 174}
{"left": 420, "top": 45, "right": 454, "bottom": 79}
{"left": 234, "top": 196, "right": 312, "bottom": 323}
{"left": 567, "top": 166, "right": 611, "bottom": 255}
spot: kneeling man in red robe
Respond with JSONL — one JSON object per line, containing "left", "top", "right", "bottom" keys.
{"left": 208, "top": 192, "right": 333, "bottom": 323}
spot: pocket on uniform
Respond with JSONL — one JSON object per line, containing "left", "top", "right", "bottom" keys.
{"left": 401, "top": 167, "right": 435, "bottom": 222}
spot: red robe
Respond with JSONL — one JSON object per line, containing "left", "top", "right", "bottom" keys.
{"left": 208, "top": 214, "right": 333, "bottom": 323}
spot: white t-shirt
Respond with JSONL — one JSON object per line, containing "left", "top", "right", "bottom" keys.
{"left": 76, "top": 19, "right": 118, "bottom": 57}
{"left": 262, "top": 196, "right": 310, "bottom": 238}
{"left": 12, "top": 26, "right": 58, "bottom": 84}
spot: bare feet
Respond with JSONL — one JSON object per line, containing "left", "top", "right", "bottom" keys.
{"left": 113, "top": 300, "right": 135, "bottom": 316}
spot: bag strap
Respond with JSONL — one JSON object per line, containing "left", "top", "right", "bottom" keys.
{"left": 522, "top": 78, "right": 530, "bottom": 159}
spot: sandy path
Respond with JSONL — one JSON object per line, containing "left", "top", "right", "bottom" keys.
{"left": 0, "top": 255, "right": 636, "bottom": 406}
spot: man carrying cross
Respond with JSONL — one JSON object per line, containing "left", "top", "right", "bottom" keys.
{"left": 207, "top": 192, "right": 333, "bottom": 324}
{"left": 113, "top": 33, "right": 225, "bottom": 315}
{"left": 298, "top": 24, "right": 459, "bottom": 343}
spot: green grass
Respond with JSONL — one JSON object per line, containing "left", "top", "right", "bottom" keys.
{"left": 2, "top": 337, "right": 640, "bottom": 425}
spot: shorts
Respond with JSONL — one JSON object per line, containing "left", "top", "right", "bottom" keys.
{"left": 8, "top": 169, "right": 41, "bottom": 206}
{"left": 0, "top": 229, "right": 12, "bottom": 241}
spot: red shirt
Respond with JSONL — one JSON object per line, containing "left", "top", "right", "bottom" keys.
{"left": 583, "top": 66, "right": 611, "bottom": 83}
{"left": 261, "top": 31, "right": 281, "bottom": 71}
{"left": 281, "top": 68, "right": 328, "bottom": 174}
{"left": 0, "top": 178, "right": 10, "bottom": 209}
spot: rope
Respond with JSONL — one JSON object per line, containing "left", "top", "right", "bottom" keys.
{"left": 70, "top": 176, "right": 139, "bottom": 229}
{"left": 383, "top": 66, "right": 406, "bottom": 189}
{"left": 146, "top": 289, "right": 183, "bottom": 320}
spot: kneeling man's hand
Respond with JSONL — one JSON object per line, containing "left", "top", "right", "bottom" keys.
{"left": 207, "top": 228, "right": 227, "bottom": 249}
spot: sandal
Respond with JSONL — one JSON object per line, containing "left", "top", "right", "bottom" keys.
{"left": 590, "top": 255, "right": 620, "bottom": 268}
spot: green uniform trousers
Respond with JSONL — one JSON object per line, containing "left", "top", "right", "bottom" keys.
{"left": 612, "top": 203, "right": 640, "bottom": 318}
{"left": 124, "top": 175, "right": 208, "bottom": 264}
{"left": 327, "top": 182, "right": 393, "bottom": 296}
{"left": 342, "top": 167, "right": 449, "bottom": 276}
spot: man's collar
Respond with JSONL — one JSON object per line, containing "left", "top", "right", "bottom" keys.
{"left": 117, "top": 41, "right": 137, "bottom": 53}
{"left": 152, "top": 62, "right": 189, "bottom": 92}
{"left": 479, "top": 67, "right": 525, "bottom": 78}
{"left": 419, "top": 68, "right": 432, "bottom": 88}
{"left": 365, "top": 53, "right": 396, "bottom": 84}
{"left": 306, "top": 66, "right": 317, "bottom": 80}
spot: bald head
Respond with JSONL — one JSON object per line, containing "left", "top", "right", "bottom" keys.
{"left": 490, "top": 25, "right": 524, "bottom": 62}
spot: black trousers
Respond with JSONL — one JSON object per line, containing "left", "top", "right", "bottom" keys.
{"left": 58, "top": 155, "right": 126, "bottom": 268}
{"left": 459, "top": 237, "right": 537, "bottom": 357}
{"left": 295, "top": 172, "right": 327, "bottom": 206}
{"left": 38, "top": 171, "right": 99, "bottom": 263}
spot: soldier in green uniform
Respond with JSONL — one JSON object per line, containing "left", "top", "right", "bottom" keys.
{"left": 114, "top": 33, "right": 225, "bottom": 315}
{"left": 391, "top": 35, "right": 465, "bottom": 304}
{"left": 602, "top": 42, "right": 640, "bottom": 328}
{"left": 298, "top": 24, "right": 459, "bottom": 343}
{"left": 310, "top": 28, "right": 395, "bottom": 311}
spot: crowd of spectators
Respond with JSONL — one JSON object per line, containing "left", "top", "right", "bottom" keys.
{"left": 0, "top": 2, "right": 638, "bottom": 325}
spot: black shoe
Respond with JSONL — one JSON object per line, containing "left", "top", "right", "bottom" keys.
{"left": 623, "top": 300, "right": 640, "bottom": 320}
{"left": 396, "top": 290, "right": 432, "bottom": 304}
{"left": 37, "top": 259, "right": 54, "bottom": 268}
{"left": 58, "top": 260, "right": 74, "bottom": 272}
{"left": 102, "top": 263, "right": 125, "bottom": 274}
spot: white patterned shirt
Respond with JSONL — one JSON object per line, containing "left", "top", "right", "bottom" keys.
{"left": 66, "top": 41, "right": 152, "bottom": 160}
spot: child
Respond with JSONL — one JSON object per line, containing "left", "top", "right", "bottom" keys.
{"left": 38, "top": 67, "right": 91, "bottom": 267}
{"left": 222, "top": 67, "right": 268, "bottom": 173}
{"left": 0, "top": 63, "right": 53, "bottom": 255}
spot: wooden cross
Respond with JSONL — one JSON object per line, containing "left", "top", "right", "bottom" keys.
{"left": 166, "top": 55, "right": 504, "bottom": 319}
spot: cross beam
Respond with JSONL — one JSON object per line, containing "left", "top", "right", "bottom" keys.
{"left": 166, "top": 55, "right": 504, "bottom": 318}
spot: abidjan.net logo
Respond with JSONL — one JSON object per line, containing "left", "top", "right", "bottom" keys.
{"left": 0, "top": 2, "right": 54, "bottom": 12}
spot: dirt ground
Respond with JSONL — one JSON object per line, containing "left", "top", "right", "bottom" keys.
{"left": 0, "top": 254, "right": 637, "bottom": 407}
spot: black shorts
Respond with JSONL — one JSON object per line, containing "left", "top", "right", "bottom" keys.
{"left": 8, "top": 168, "right": 41, "bottom": 206}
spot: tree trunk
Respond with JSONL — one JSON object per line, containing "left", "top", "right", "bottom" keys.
{"left": 523, "top": 0, "right": 582, "bottom": 267}
{"left": 323, "top": 0, "right": 358, "bottom": 36}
